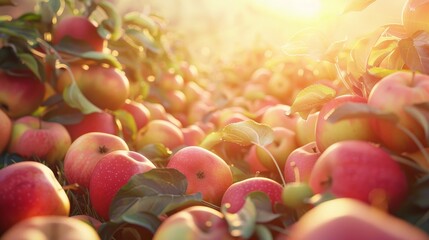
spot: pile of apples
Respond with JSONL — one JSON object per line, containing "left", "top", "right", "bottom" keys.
{"left": 1, "top": 0, "right": 429, "bottom": 239}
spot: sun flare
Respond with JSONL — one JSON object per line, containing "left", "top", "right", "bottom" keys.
{"left": 253, "top": 0, "right": 323, "bottom": 21}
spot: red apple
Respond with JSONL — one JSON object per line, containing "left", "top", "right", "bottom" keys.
{"left": 0, "top": 71, "right": 45, "bottom": 118}
{"left": 89, "top": 150, "right": 156, "bottom": 220}
{"left": 181, "top": 124, "right": 206, "bottom": 146}
{"left": 402, "top": 0, "right": 429, "bottom": 36}
{"left": 309, "top": 140, "right": 408, "bottom": 210}
{"left": 64, "top": 111, "right": 118, "bottom": 141}
{"left": 8, "top": 116, "right": 71, "bottom": 165}
{"left": 162, "top": 90, "right": 187, "bottom": 113}
{"left": 0, "top": 109, "right": 12, "bottom": 153}
{"left": 315, "top": 94, "right": 378, "bottom": 152}
{"left": 259, "top": 104, "right": 298, "bottom": 132}
{"left": 1, "top": 216, "right": 100, "bottom": 240}
{"left": 167, "top": 146, "right": 233, "bottom": 205}
{"left": 52, "top": 15, "right": 105, "bottom": 52}
{"left": 368, "top": 71, "right": 429, "bottom": 153}
{"left": 120, "top": 99, "right": 151, "bottom": 130}
{"left": 243, "top": 145, "right": 269, "bottom": 174}
{"left": 287, "top": 198, "right": 429, "bottom": 240}
{"left": 221, "top": 177, "right": 283, "bottom": 213}
{"left": 135, "top": 119, "right": 184, "bottom": 151}
{"left": 156, "top": 70, "right": 185, "bottom": 91}
{"left": 64, "top": 132, "right": 129, "bottom": 189}
{"left": 153, "top": 206, "right": 232, "bottom": 240}
{"left": 284, "top": 141, "right": 320, "bottom": 183}
{"left": 0, "top": 161, "right": 70, "bottom": 233}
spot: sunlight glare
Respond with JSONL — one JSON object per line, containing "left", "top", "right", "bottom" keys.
{"left": 254, "top": 0, "right": 322, "bottom": 21}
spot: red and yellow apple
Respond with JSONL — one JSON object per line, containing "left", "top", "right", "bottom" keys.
{"left": 135, "top": 119, "right": 184, "bottom": 151}
{"left": 402, "top": 0, "right": 429, "bottom": 36}
{"left": 0, "top": 109, "right": 12, "bottom": 153}
{"left": 284, "top": 141, "right": 320, "bottom": 183}
{"left": 64, "top": 111, "right": 118, "bottom": 141}
{"left": 295, "top": 112, "right": 319, "bottom": 147}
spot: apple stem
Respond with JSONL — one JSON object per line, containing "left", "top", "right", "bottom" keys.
{"left": 256, "top": 144, "right": 286, "bottom": 186}
{"left": 291, "top": 161, "right": 301, "bottom": 182}
{"left": 62, "top": 183, "right": 80, "bottom": 191}
{"left": 397, "top": 123, "right": 429, "bottom": 167}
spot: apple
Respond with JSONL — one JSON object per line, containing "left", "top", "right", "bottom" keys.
{"left": 135, "top": 119, "right": 184, "bottom": 151}
{"left": 295, "top": 111, "right": 319, "bottom": 147}
{"left": 143, "top": 102, "right": 168, "bottom": 121}
{"left": 181, "top": 124, "right": 206, "bottom": 146}
{"left": 153, "top": 205, "right": 232, "bottom": 240}
{"left": 284, "top": 141, "right": 320, "bottom": 183}
{"left": 287, "top": 198, "right": 429, "bottom": 240}
{"left": 70, "top": 215, "right": 102, "bottom": 230}
{"left": 89, "top": 150, "right": 156, "bottom": 220}
{"left": 266, "top": 72, "right": 294, "bottom": 103}
{"left": 259, "top": 104, "right": 298, "bottom": 132}
{"left": 243, "top": 145, "right": 269, "bottom": 174}
{"left": 64, "top": 132, "right": 129, "bottom": 189}
{"left": 56, "top": 64, "right": 130, "bottom": 111}
{"left": 402, "top": 0, "right": 429, "bottom": 36}
{"left": 1, "top": 216, "right": 100, "bottom": 240}
{"left": 315, "top": 94, "right": 378, "bottom": 152}
{"left": 309, "top": 140, "right": 408, "bottom": 210}
{"left": 156, "top": 70, "right": 185, "bottom": 91}
{"left": 183, "top": 81, "right": 210, "bottom": 104}
{"left": 0, "top": 71, "right": 45, "bottom": 118}
{"left": 52, "top": 15, "right": 105, "bottom": 52}
{"left": 161, "top": 90, "right": 188, "bottom": 113}
{"left": 0, "top": 161, "right": 70, "bottom": 233}
{"left": 8, "top": 116, "right": 71, "bottom": 165}
{"left": 167, "top": 146, "right": 233, "bottom": 205}
{"left": 64, "top": 111, "right": 118, "bottom": 141}
{"left": 179, "top": 61, "right": 199, "bottom": 83}
{"left": 221, "top": 177, "right": 283, "bottom": 213}
{"left": 0, "top": 109, "right": 12, "bottom": 153}
{"left": 281, "top": 182, "right": 314, "bottom": 209}
{"left": 120, "top": 99, "right": 151, "bottom": 130}
{"left": 368, "top": 71, "right": 429, "bottom": 153}
{"left": 256, "top": 126, "right": 298, "bottom": 171}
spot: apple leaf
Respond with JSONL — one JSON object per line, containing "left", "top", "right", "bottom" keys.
{"left": 222, "top": 193, "right": 257, "bottom": 239}
{"left": 367, "top": 67, "right": 398, "bottom": 78}
{"left": 342, "top": 0, "right": 376, "bottom": 13}
{"left": 99, "top": 220, "right": 160, "bottom": 240}
{"left": 62, "top": 81, "right": 102, "bottom": 114}
{"left": 123, "top": 11, "right": 159, "bottom": 36}
{"left": 98, "top": 0, "right": 122, "bottom": 41}
{"left": 325, "top": 102, "right": 398, "bottom": 124}
{"left": 16, "top": 53, "right": 45, "bottom": 80}
{"left": 137, "top": 143, "right": 172, "bottom": 166}
{"left": 254, "top": 224, "right": 274, "bottom": 240}
{"left": 290, "top": 83, "right": 336, "bottom": 119}
{"left": 398, "top": 32, "right": 429, "bottom": 74}
{"left": 0, "top": 18, "right": 40, "bottom": 43}
{"left": 199, "top": 131, "right": 224, "bottom": 150}
{"left": 78, "top": 51, "right": 122, "bottom": 69}
{"left": 125, "top": 28, "right": 162, "bottom": 54}
{"left": 221, "top": 120, "right": 274, "bottom": 147}
{"left": 113, "top": 109, "right": 138, "bottom": 142}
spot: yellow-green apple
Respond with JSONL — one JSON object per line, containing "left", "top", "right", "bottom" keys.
{"left": 64, "top": 132, "right": 129, "bottom": 189}
{"left": 181, "top": 124, "right": 206, "bottom": 146}
{"left": 0, "top": 71, "right": 45, "bottom": 118}
{"left": 256, "top": 126, "right": 298, "bottom": 171}
{"left": 295, "top": 112, "right": 319, "bottom": 146}
{"left": 402, "top": 0, "right": 429, "bottom": 36}
{"left": 287, "top": 198, "right": 429, "bottom": 240}
{"left": 0, "top": 161, "right": 70, "bottom": 233}
{"left": 1, "top": 216, "right": 100, "bottom": 240}
{"left": 309, "top": 140, "right": 408, "bottom": 210}
{"left": 0, "top": 109, "right": 11, "bottom": 153}
{"left": 243, "top": 145, "right": 269, "bottom": 174}
{"left": 259, "top": 104, "right": 298, "bottom": 132}
{"left": 70, "top": 215, "right": 102, "bottom": 230}
{"left": 221, "top": 177, "right": 283, "bottom": 213}
{"left": 8, "top": 116, "right": 71, "bottom": 165}
{"left": 153, "top": 206, "right": 233, "bottom": 240}
{"left": 167, "top": 146, "right": 233, "bottom": 205}
{"left": 281, "top": 182, "right": 314, "bottom": 209}
{"left": 89, "top": 150, "right": 156, "bottom": 220}
{"left": 284, "top": 141, "right": 320, "bottom": 183}
{"left": 315, "top": 94, "right": 378, "bottom": 152}
{"left": 52, "top": 15, "right": 105, "bottom": 52}
{"left": 266, "top": 72, "right": 294, "bottom": 103}
{"left": 135, "top": 119, "right": 184, "bottom": 151}
{"left": 368, "top": 71, "right": 429, "bottom": 153}
{"left": 64, "top": 111, "right": 118, "bottom": 141}
{"left": 56, "top": 64, "right": 129, "bottom": 110}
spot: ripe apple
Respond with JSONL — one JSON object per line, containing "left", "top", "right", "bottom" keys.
{"left": 143, "top": 102, "right": 168, "bottom": 120}
{"left": 120, "top": 99, "right": 151, "bottom": 130}
{"left": 162, "top": 90, "right": 187, "bottom": 113}
{"left": 287, "top": 198, "right": 429, "bottom": 240}
{"left": 64, "top": 111, "right": 118, "bottom": 141}
{"left": 8, "top": 116, "right": 71, "bottom": 165}
{"left": 0, "top": 161, "right": 70, "bottom": 233}
{"left": 221, "top": 177, "right": 283, "bottom": 213}
{"left": 266, "top": 72, "right": 294, "bottom": 103}
{"left": 0, "top": 109, "right": 12, "bottom": 153}
{"left": 183, "top": 81, "right": 210, "bottom": 104}
{"left": 156, "top": 70, "right": 185, "bottom": 91}
{"left": 0, "top": 71, "right": 45, "bottom": 118}
{"left": 259, "top": 104, "right": 298, "bottom": 132}
{"left": 243, "top": 145, "right": 269, "bottom": 174}
{"left": 402, "top": 0, "right": 429, "bottom": 36}
{"left": 368, "top": 71, "right": 429, "bottom": 153}
{"left": 56, "top": 64, "right": 130, "bottom": 111}
{"left": 64, "top": 132, "right": 129, "bottom": 189}
{"left": 295, "top": 111, "right": 319, "bottom": 147}
{"left": 89, "top": 150, "right": 156, "bottom": 220}
{"left": 135, "top": 119, "right": 184, "bottom": 151}
{"left": 284, "top": 141, "right": 320, "bottom": 183}
{"left": 181, "top": 124, "right": 206, "bottom": 146}
{"left": 281, "top": 182, "right": 314, "bottom": 209}
{"left": 153, "top": 205, "right": 232, "bottom": 240}
{"left": 52, "top": 15, "right": 105, "bottom": 52}
{"left": 167, "top": 146, "right": 233, "bottom": 205}
{"left": 309, "top": 140, "right": 408, "bottom": 210}
{"left": 315, "top": 94, "right": 378, "bottom": 152}
{"left": 1, "top": 216, "right": 100, "bottom": 240}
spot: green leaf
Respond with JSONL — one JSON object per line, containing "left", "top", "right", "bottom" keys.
{"left": 325, "top": 102, "right": 398, "bottom": 124}
{"left": 254, "top": 224, "right": 273, "bottom": 240}
{"left": 123, "top": 12, "right": 159, "bottom": 36}
{"left": 137, "top": 143, "right": 172, "bottom": 165}
{"left": 342, "top": 0, "right": 376, "bottom": 13}
{"left": 199, "top": 131, "right": 224, "bottom": 150}
{"left": 222, "top": 194, "right": 257, "bottom": 239}
{"left": 16, "top": 53, "right": 44, "bottom": 80}
{"left": 99, "top": 220, "right": 161, "bottom": 240}
{"left": 221, "top": 120, "right": 274, "bottom": 147}
{"left": 78, "top": 51, "right": 122, "bottom": 69}
{"left": 126, "top": 28, "right": 162, "bottom": 54}
{"left": 290, "top": 83, "right": 337, "bottom": 119}
{"left": 62, "top": 81, "right": 102, "bottom": 114}
{"left": 113, "top": 109, "right": 138, "bottom": 141}
{"left": 368, "top": 67, "right": 398, "bottom": 78}
{"left": 0, "top": 20, "right": 40, "bottom": 43}
{"left": 98, "top": 0, "right": 122, "bottom": 41}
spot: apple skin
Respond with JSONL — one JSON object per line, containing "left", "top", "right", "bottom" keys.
{"left": 89, "top": 150, "right": 156, "bottom": 220}
{"left": 368, "top": 71, "right": 429, "bottom": 153}
{"left": 295, "top": 112, "right": 319, "bottom": 147}
{"left": 181, "top": 124, "right": 206, "bottom": 146}
{"left": 52, "top": 15, "right": 105, "bottom": 52}
{"left": 135, "top": 119, "right": 184, "bottom": 151}
{"left": 156, "top": 70, "right": 185, "bottom": 91}
{"left": 244, "top": 145, "right": 269, "bottom": 174}
{"left": 1, "top": 216, "right": 100, "bottom": 240}
{"left": 167, "top": 146, "right": 233, "bottom": 205}
{"left": 65, "top": 111, "right": 118, "bottom": 141}
{"left": 153, "top": 206, "right": 233, "bottom": 240}
{"left": 315, "top": 94, "right": 378, "bottom": 152}
{"left": 0, "top": 161, "right": 70, "bottom": 233}
{"left": 8, "top": 116, "right": 72, "bottom": 165}
{"left": 259, "top": 104, "right": 298, "bottom": 132}
{"left": 287, "top": 198, "right": 429, "bottom": 240}
{"left": 0, "top": 71, "right": 45, "bottom": 119}
{"left": 402, "top": 0, "right": 429, "bottom": 36}
{"left": 57, "top": 64, "right": 130, "bottom": 111}
{"left": 267, "top": 72, "right": 294, "bottom": 103}
{"left": 64, "top": 132, "right": 129, "bottom": 189}
{"left": 309, "top": 140, "right": 408, "bottom": 210}
{"left": 284, "top": 141, "right": 320, "bottom": 183}
{"left": 221, "top": 177, "right": 283, "bottom": 213}
{"left": 0, "top": 109, "right": 12, "bottom": 153}
{"left": 120, "top": 99, "right": 151, "bottom": 130}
